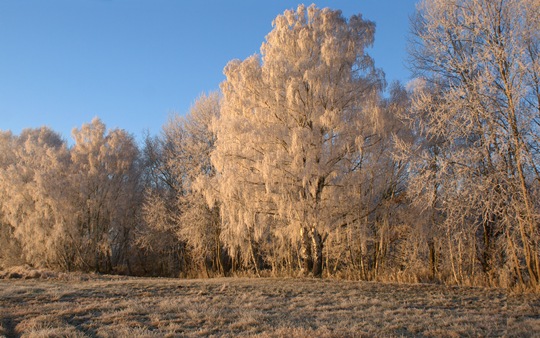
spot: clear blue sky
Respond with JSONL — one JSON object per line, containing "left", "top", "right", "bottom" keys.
{"left": 0, "top": 0, "right": 418, "bottom": 143}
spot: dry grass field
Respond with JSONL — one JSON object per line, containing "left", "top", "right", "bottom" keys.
{"left": 1, "top": 270, "right": 540, "bottom": 337}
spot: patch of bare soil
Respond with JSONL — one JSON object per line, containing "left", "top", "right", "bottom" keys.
{"left": 0, "top": 276, "right": 539, "bottom": 337}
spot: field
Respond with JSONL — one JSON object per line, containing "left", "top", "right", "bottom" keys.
{"left": 1, "top": 273, "right": 540, "bottom": 337}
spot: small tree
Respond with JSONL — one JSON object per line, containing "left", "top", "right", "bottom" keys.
{"left": 141, "top": 93, "right": 224, "bottom": 277}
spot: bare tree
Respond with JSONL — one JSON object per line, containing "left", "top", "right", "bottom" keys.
{"left": 140, "top": 93, "right": 224, "bottom": 277}
{"left": 407, "top": 0, "right": 540, "bottom": 288}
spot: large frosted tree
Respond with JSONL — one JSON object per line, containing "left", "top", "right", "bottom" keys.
{"left": 407, "top": 0, "right": 540, "bottom": 288}
{"left": 211, "top": 5, "right": 385, "bottom": 277}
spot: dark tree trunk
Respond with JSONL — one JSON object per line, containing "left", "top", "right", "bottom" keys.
{"left": 300, "top": 227, "right": 325, "bottom": 277}
{"left": 301, "top": 227, "right": 313, "bottom": 275}
{"left": 311, "top": 228, "right": 323, "bottom": 277}
{"left": 428, "top": 239, "right": 438, "bottom": 280}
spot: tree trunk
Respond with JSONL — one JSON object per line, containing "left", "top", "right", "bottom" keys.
{"left": 299, "top": 226, "right": 325, "bottom": 277}
{"left": 248, "top": 233, "right": 261, "bottom": 277}
{"left": 428, "top": 239, "right": 438, "bottom": 281}
{"left": 311, "top": 227, "right": 323, "bottom": 277}
{"left": 300, "top": 227, "right": 313, "bottom": 275}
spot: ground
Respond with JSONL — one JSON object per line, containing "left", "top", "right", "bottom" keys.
{"left": 1, "top": 273, "right": 540, "bottom": 337}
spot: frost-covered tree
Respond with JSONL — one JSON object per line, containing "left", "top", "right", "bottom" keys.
{"left": 0, "top": 131, "right": 22, "bottom": 268}
{"left": 407, "top": 0, "right": 540, "bottom": 288}
{"left": 140, "top": 93, "right": 224, "bottom": 277}
{"left": 70, "top": 118, "right": 141, "bottom": 273}
{"left": 137, "top": 133, "right": 184, "bottom": 276}
{"left": 171, "top": 93, "right": 224, "bottom": 275}
{"left": 0, "top": 128, "right": 74, "bottom": 269}
{"left": 211, "top": 5, "right": 387, "bottom": 277}
{"left": 0, "top": 120, "right": 142, "bottom": 273}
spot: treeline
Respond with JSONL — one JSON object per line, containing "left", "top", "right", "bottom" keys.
{"left": 1, "top": 1, "right": 540, "bottom": 290}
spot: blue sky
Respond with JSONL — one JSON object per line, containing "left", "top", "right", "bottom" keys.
{"left": 0, "top": 0, "right": 418, "bottom": 143}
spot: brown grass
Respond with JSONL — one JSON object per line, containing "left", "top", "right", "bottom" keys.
{"left": 1, "top": 273, "right": 539, "bottom": 337}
